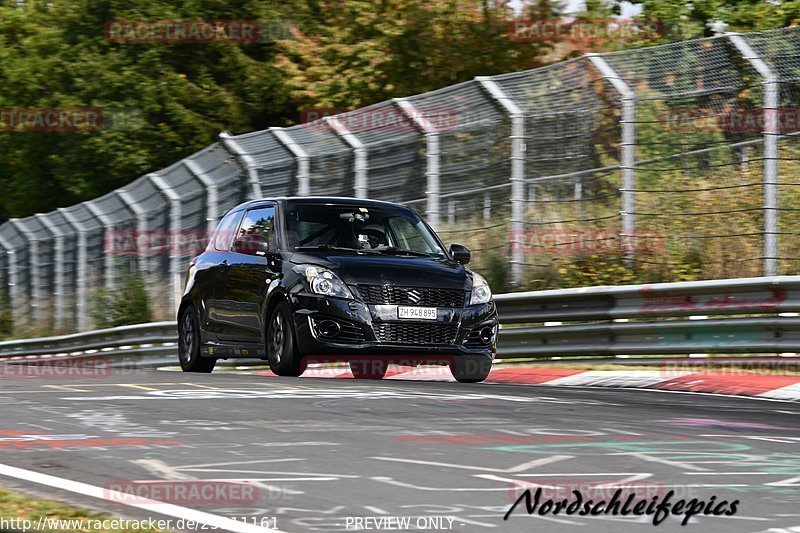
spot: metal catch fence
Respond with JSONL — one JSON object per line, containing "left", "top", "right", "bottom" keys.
{"left": 1, "top": 28, "right": 800, "bottom": 332}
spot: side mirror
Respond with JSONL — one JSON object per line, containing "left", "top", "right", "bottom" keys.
{"left": 449, "top": 243, "right": 471, "bottom": 264}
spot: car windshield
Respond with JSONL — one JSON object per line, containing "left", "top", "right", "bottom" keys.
{"left": 285, "top": 203, "right": 445, "bottom": 256}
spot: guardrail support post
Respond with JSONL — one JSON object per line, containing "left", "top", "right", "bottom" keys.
{"left": 219, "top": 132, "right": 264, "bottom": 199}
{"left": 326, "top": 116, "right": 368, "bottom": 198}
{"left": 0, "top": 234, "right": 19, "bottom": 332}
{"left": 36, "top": 214, "right": 66, "bottom": 330}
{"left": 116, "top": 190, "right": 151, "bottom": 281}
{"left": 477, "top": 77, "right": 526, "bottom": 288}
{"left": 587, "top": 54, "right": 637, "bottom": 263}
{"left": 8, "top": 219, "right": 40, "bottom": 324}
{"left": 728, "top": 33, "right": 780, "bottom": 277}
{"left": 394, "top": 98, "right": 440, "bottom": 231}
{"left": 59, "top": 209, "right": 89, "bottom": 331}
{"left": 270, "top": 127, "right": 311, "bottom": 196}
{"left": 184, "top": 160, "right": 220, "bottom": 232}
{"left": 149, "top": 173, "right": 182, "bottom": 317}
{"left": 84, "top": 203, "right": 116, "bottom": 293}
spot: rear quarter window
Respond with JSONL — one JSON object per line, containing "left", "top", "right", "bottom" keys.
{"left": 210, "top": 210, "right": 244, "bottom": 252}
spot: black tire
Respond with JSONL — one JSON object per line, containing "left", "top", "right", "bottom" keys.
{"left": 450, "top": 356, "right": 491, "bottom": 383}
{"left": 349, "top": 359, "right": 388, "bottom": 380}
{"left": 178, "top": 306, "right": 216, "bottom": 373}
{"left": 267, "top": 301, "right": 304, "bottom": 377}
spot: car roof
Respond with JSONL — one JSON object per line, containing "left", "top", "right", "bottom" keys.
{"left": 231, "top": 196, "right": 415, "bottom": 212}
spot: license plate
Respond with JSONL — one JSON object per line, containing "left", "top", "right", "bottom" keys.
{"left": 397, "top": 306, "right": 437, "bottom": 320}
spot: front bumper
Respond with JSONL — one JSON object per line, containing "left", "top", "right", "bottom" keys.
{"left": 289, "top": 291, "right": 497, "bottom": 363}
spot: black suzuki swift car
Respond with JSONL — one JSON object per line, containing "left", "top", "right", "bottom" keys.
{"left": 177, "top": 197, "right": 498, "bottom": 382}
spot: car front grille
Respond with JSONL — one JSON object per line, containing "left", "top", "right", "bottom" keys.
{"left": 356, "top": 285, "right": 466, "bottom": 308}
{"left": 373, "top": 323, "right": 458, "bottom": 345}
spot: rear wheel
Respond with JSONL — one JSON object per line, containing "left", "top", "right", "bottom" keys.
{"left": 267, "top": 301, "right": 304, "bottom": 377}
{"left": 178, "top": 306, "right": 216, "bottom": 373}
{"left": 450, "top": 356, "right": 491, "bottom": 383}
{"left": 349, "top": 359, "right": 388, "bottom": 380}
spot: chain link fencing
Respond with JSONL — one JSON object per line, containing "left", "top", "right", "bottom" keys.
{"left": 1, "top": 27, "right": 799, "bottom": 333}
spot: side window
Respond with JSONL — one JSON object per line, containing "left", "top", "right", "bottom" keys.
{"left": 234, "top": 206, "right": 277, "bottom": 255}
{"left": 212, "top": 210, "right": 244, "bottom": 252}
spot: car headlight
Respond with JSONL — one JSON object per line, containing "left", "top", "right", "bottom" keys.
{"left": 469, "top": 272, "right": 492, "bottom": 305}
{"left": 295, "top": 265, "right": 354, "bottom": 299}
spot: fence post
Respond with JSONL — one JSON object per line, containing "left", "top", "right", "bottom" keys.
{"left": 84, "top": 202, "right": 116, "bottom": 293}
{"left": 326, "top": 116, "right": 368, "bottom": 198}
{"left": 587, "top": 54, "right": 637, "bottom": 263}
{"left": 728, "top": 33, "right": 780, "bottom": 277}
{"left": 271, "top": 127, "right": 311, "bottom": 196}
{"left": 476, "top": 76, "right": 526, "bottom": 288}
{"left": 394, "top": 98, "right": 440, "bottom": 230}
{"left": 149, "top": 173, "right": 181, "bottom": 317}
{"left": 35, "top": 214, "right": 65, "bottom": 330}
{"left": 8, "top": 219, "right": 39, "bottom": 324}
{"left": 59, "top": 208, "right": 89, "bottom": 331}
{"left": 0, "top": 232, "right": 18, "bottom": 332}
{"left": 116, "top": 190, "right": 150, "bottom": 281}
{"left": 184, "top": 159, "right": 220, "bottom": 232}
{"left": 219, "top": 131, "right": 264, "bottom": 199}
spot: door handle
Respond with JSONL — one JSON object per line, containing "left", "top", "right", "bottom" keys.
{"left": 219, "top": 259, "right": 230, "bottom": 272}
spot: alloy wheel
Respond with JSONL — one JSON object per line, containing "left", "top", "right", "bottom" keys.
{"left": 179, "top": 311, "right": 195, "bottom": 364}
{"left": 269, "top": 312, "right": 285, "bottom": 365}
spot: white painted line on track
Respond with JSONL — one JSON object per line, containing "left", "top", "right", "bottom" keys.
{"left": 0, "top": 463, "right": 287, "bottom": 533}
{"left": 370, "top": 455, "right": 573, "bottom": 473}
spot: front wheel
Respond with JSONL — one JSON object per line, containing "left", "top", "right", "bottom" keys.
{"left": 267, "top": 301, "right": 304, "bottom": 377}
{"left": 349, "top": 359, "right": 388, "bottom": 380}
{"left": 450, "top": 356, "right": 491, "bottom": 383}
{"left": 178, "top": 305, "right": 216, "bottom": 373}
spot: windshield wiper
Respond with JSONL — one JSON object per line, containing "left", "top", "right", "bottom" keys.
{"left": 362, "top": 247, "right": 436, "bottom": 257}
{"left": 297, "top": 244, "right": 438, "bottom": 257}
{"left": 296, "top": 244, "right": 361, "bottom": 252}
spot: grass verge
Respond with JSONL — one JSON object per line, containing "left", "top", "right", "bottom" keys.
{"left": 0, "top": 484, "right": 167, "bottom": 532}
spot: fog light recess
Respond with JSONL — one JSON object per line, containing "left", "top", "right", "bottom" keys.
{"left": 317, "top": 320, "right": 341, "bottom": 338}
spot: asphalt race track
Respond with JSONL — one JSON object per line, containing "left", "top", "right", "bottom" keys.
{"left": 1, "top": 368, "right": 799, "bottom": 533}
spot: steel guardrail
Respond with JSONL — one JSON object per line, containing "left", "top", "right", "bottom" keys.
{"left": 0, "top": 321, "right": 177, "bottom": 359}
{"left": 1, "top": 276, "right": 800, "bottom": 363}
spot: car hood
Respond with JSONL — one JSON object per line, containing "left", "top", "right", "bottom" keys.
{"left": 290, "top": 251, "right": 469, "bottom": 289}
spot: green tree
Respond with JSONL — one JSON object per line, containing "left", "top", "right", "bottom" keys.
{"left": 278, "top": 0, "right": 552, "bottom": 109}
{"left": 0, "top": 0, "right": 560, "bottom": 221}
{"left": 0, "top": 0, "right": 298, "bottom": 219}
{"left": 630, "top": 0, "right": 800, "bottom": 41}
